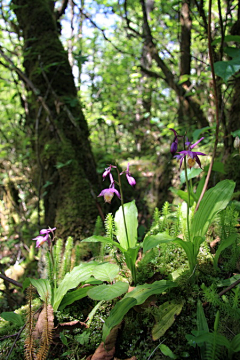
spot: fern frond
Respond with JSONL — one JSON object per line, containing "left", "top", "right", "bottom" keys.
{"left": 24, "top": 285, "right": 36, "bottom": 360}
{"left": 36, "top": 302, "right": 54, "bottom": 360}
{"left": 61, "top": 236, "right": 73, "bottom": 277}
{"left": 53, "top": 238, "right": 63, "bottom": 284}
{"left": 94, "top": 215, "right": 104, "bottom": 235}
{"left": 105, "top": 213, "right": 115, "bottom": 240}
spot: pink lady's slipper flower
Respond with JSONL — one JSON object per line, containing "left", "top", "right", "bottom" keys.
{"left": 32, "top": 227, "right": 56, "bottom": 248}
{"left": 120, "top": 163, "right": 136, "bottom": 186}
{"left": 98, "top": 184, "right": 121, "bottom": 203}
{"left": 175, "top": 137, "right": 206, "bottom": 169}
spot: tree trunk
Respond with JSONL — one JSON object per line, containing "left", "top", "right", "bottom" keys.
{"left": 12, "top": 0, "right": 101, "bottom": 238}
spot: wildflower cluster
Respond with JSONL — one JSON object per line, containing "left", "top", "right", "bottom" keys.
{"left": 32, "top": 227, "right": 56, "bottom": 248}
{"left": 170, "top": 128, "right": 206, "bottom": 169}
{"left": 98, "top": 163, "right": 136, "bottom": 203}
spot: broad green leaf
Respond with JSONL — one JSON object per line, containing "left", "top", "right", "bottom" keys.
{"left": 59, "top": 286, "right": 93, "bottom": 310}
{"left": 0, "top": 312, "right": 23, "bottom": 326}
{"left": 92, "top": 263, "right": 119, "bottom": 282}
{"left": 159, "top": 344, "right": 177, "bottom": 359}
{"left": 191, "top": 180, "right": 235, "bottom": 238}
{"left": 115, "top": 200, "right": 138, "bottom": 249}
{"left": 173, "top": 239, "right": 194, "bottom": 273}
{"left": 217, "top": 274, "right": 240, "bottom": 287}
{"left": 231, "top": 129, "right": 240, "bottom": 137}
{"left": 30, "top": 278, "right": 51, "bottom": 303}
{"left": 180, "top": 168, "right": 202, "bottom": 184}
{"left": 192, "top": 332, "right": 231, "bottom": 349}
{"left": 53, "top": 262, "right": 98, "bottom": 311}
{"left": 192, "top": 126, "right": 212, "bottom": 141}
{"left": 87, "top": 282, "right": 129, "bottom": 300}
{"left": 213, "top": 234, "right": 237, "bottom": 270}
{"left": 214, "top": 59, "right": 240, "bottom": 82}
{"left": 224, "top": 47, "right": 240, "bottom": 58}
{"left": 195, "top": 175, "right": 206, "bottom": 200}
{"left": 176, "top": 190, "right": 194, "bottom": 206}
{"left": 197, "top": 300, "right": 209, "bottom": 333}
{"left": 212, "top": 35, "right": 240, "bottom": 45}
{"left": 124, "top": 246, "right": 139, "bottom": 271}
{"left": 152, "top": 300, "right": 184, "bottom": 340}
{"left": 143, "top": 232, "right": 174, "bottom": 253}
{"left": 204, "top": 162, "right": 226, "bottom": 174}
{"left": 102, "top": 280, "right": 177, "bottom": 341}
{"left": 82, "top": 235, "right": 125, "bottom": 253}
{"left": 231, "top": 334, "right": 240, "bottom": 352}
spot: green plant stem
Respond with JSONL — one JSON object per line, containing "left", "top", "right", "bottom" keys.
{"left": 49, "top": 242, "right": 56, "bottom": 289}
{"left": 184, "top": 158, "right": 191, "bottom": 241}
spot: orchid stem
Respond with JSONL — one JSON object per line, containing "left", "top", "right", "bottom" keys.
{"left": 184, "top": 157, "right": 191, "bottom": 241}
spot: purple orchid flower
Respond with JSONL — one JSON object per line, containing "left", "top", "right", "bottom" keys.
{"left": 120, "top": 163, "right": 136, "bottom": 186}
{"left": 32, "top": 227, "right": 56, "bottom": 248}
{"left": 98, "top": 184, "right": 121, "bottom": 203}
{"left": 169, "top": 128, "right": 179, "bottom": 156}
{"left": 175, "top": 137, "right": 206, "bottom": 169}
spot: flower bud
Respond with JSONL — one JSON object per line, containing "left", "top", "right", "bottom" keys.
{"left": 234, "top": 136, "right": 240, "bottom": 150}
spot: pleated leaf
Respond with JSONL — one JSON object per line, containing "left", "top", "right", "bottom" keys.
{"left": 114, "top": 200, "right": 138, "bottom": 250}
{"left": 191, "top": 180, "right": 235, "bottom": 238}
{"left": 152, "top": 300, "right": 184, "bottom": 340}
{"left": 87, "top": 281, "right": 129, "bottom": 301}
{"left": 102, "top": 280, "right": 176, "bottom": 341}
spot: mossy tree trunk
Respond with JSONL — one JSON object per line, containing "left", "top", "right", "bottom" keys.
{"left": 12, "top": 0, "right": 101, "bottom": 238}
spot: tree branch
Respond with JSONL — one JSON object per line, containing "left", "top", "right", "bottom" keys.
{"left": 55, "top": 0, "right": 69, "bottom": 19}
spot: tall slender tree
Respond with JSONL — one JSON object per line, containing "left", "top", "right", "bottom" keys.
{"left": 11, "top": 0, "right": 101, "bottom": 237}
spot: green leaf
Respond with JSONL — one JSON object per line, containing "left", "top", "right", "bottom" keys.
{"left": 55, "top": 160, "right": 72, "bottom": 169}
{"left": 53, "top": 262, "right": 98, "bottom": 311}
{"left": 214, "top": 59, "right": 240, "bottom": 82}
{"left": 0, "top": 312, "right": 23, "bottom": 326}
{"left": 191, "top": 180, "right": 235, "bottom": 238}
{"left": 204, "top": 161, "right": 226, "bottom": 174}
{"left": 29, "top": 278, "right": 51, "bottom": 303}
{"left": 92, "top": 263, "right": 119, "bottom": 282}
{"left": 213, "top": 234, "right": 238, "bottom": 270}
{"left": 224, "top": 47, "right": 240, "bottom": 58}
{"left": 102, "top": 280, "right": 177, "bottom": 341}
{"left": 87, "top": 282, "right": 129, "bottom": 300}
{"left": 180, "top": 168, "right": 202, "bottom": 184}
{"left": 59, "top": 286, "right": 93, "bottom": 310}
{"left": 176, "top": 190, "right": 194, "bottom": 206}
{"left": 212, "top": 35, "right": 240, "bottom": 45}
{"left": 217, "top": 274, "right": 240, "bottom": 287}
{"left": 159, "top": 344, "right": 178, "bottom": 359}
{"left": 82, "top": 235, "right": 125, "bottom": 253}
{"left": 143, "top": 232, "right": 174, "bottom": 253}
{"left": 231, "top": 129, "right": 240, "bottom": 137}
{"left": 114, "top": 200, "right": 138, "bottom": 250}
{"left": 152, "top": 300, "right": 184, "bottom": 340}
{"left": 230, "top": 334, "right": 240, "bottom": 352}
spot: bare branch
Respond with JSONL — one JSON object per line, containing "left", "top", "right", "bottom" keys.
{"left": 80, "top": 9, "right": 136, "bottom": 56}
{"left": 55, "top": 0, "right": 69, "bottom": 19}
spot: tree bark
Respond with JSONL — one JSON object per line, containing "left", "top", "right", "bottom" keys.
{"left": 12, "top": 0, "right": 100, "bottom": 238}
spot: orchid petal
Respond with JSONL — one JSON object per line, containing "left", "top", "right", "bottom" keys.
{"left": 190, "top": 137, "right": 204, "bottom": 149}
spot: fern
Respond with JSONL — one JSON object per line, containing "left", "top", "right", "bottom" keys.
{"left": 94, "top": 215, "right": 104, "bottom": 236}
{"left": 61, "top": 236, "right": 73, "bottom": 278}
{"left": 53, "top": 238, "right": 63, "bottom": 284}
{"left": 105, "top": 213, "right": 115, "bottom": 240}
{"left": 45, "top": 252, "right": 54, "bottom": 295}
{"left": 24, "top": 285, "right": 36, "bottom": 360}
